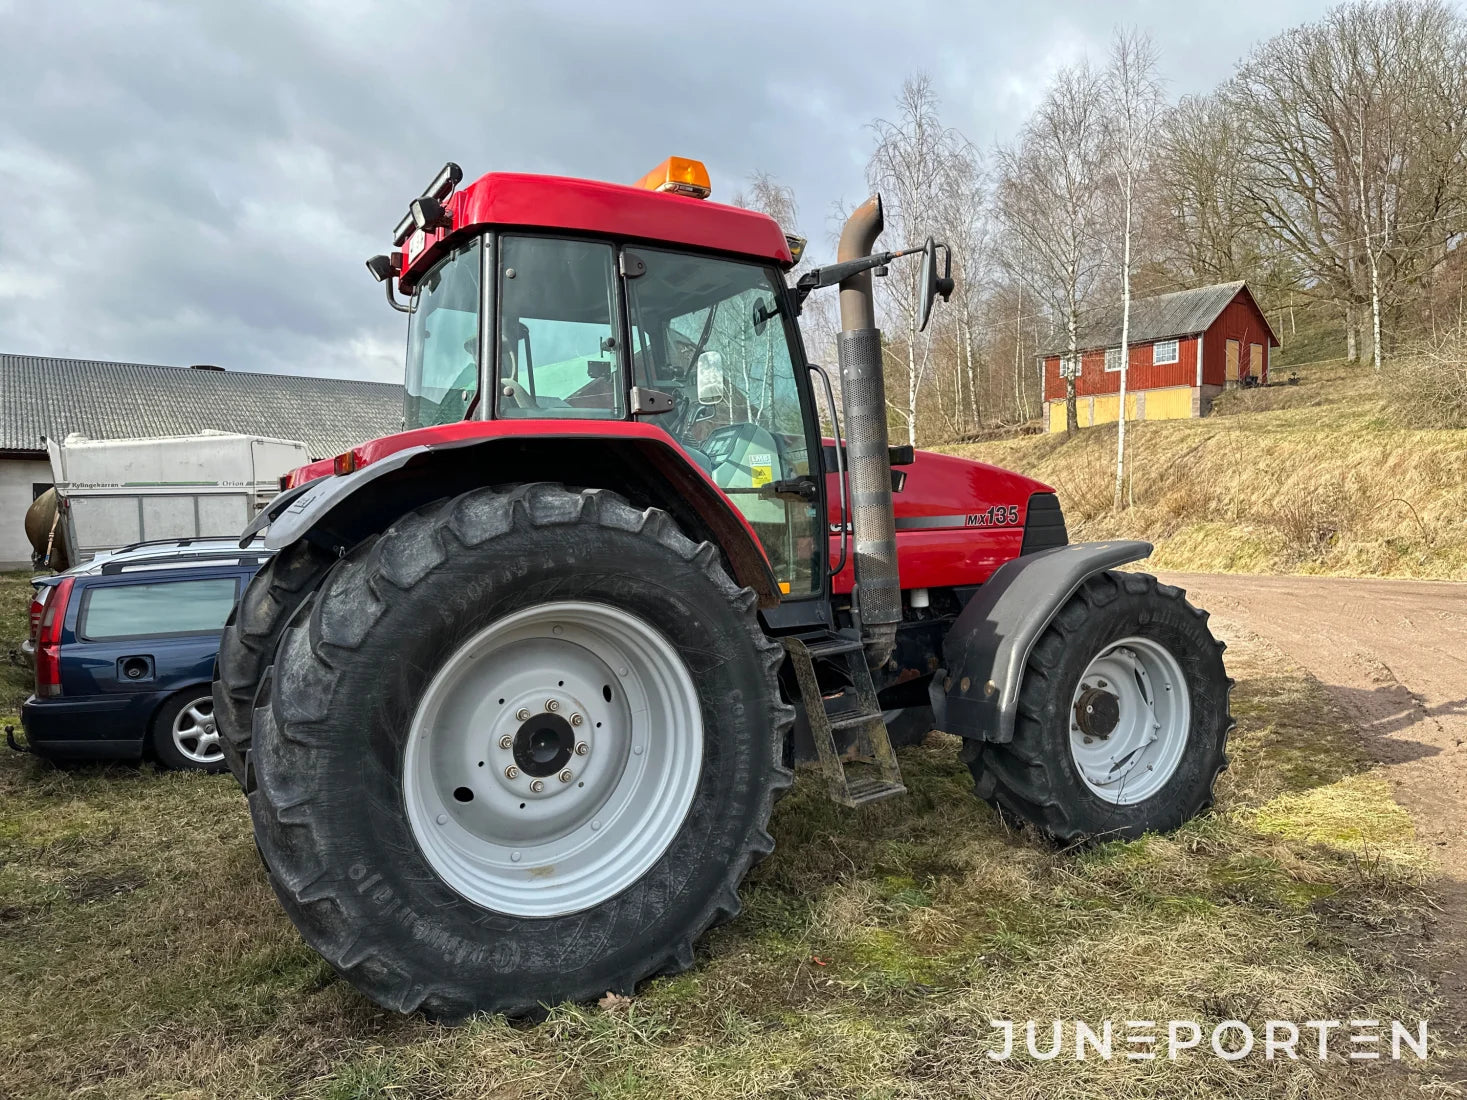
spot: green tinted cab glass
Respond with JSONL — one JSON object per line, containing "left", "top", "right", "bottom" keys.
{"left": 496, "top": 237, "right": 623, "bottom": 418}
{"left": 624, "top": 249, "right": 820, "bottom": 597}
{"left": 404, "top": 238, "right": 482, "bottom": 430}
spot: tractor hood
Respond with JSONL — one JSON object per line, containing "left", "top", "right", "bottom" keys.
{"left": 825, "top": 445, "right": 1063, "bottom": 595}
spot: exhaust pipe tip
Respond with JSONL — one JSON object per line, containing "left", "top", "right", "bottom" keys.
{"left": 837, "top": 195, "right": 884, "bottom": 333}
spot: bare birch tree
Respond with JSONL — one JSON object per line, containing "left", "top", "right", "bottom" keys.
{"left": 867, "top": 74, "right": 971, "bottom": 446}
{"left": 934, "top": 138, "right": 988, "bottom": 433}
{"left": 1103, "top": 28, "right": 1164, "bottom": 507}
{"left": 994, "top": 61, "right": 1108, "bottom": 434}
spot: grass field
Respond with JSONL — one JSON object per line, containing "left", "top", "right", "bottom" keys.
{"left": 0, "top": 568, "right": 1454, "bottom": 1097}
{"left": 941, "top": 361, "right": 1467, "bottom": 580}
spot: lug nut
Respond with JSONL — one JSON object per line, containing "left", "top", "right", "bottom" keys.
{"left": 545, "top": 699, "right": 560, "bottom": 712}
{"left": 504, "top": 765, "right": 519, "bottom": 779}
{"left": 530, "top": 779, "right": 545, "bottom": 793}
{"left": 515, "top": 708, "right": 530, "bottom": 721}
{"left": 571, "top": 713, "right": 584, "bottom": 727}
{"left": 498, "top": 734, "right": 512, "bottom": 749}
{"left": 575, "top": 742, "right": 589, "bottom": 756}
{"left": 559, "top": 769, "right": 573, "bottom": 783}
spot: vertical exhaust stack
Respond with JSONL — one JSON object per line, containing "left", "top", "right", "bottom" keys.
{"left": 835, "top": 195, "right": 900, "bottom": 668}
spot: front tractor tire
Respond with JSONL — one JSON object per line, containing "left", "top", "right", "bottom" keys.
{"left": 246, "top": 484, "right": 792, "bottom": 1020}
{"left": 963, "top": 571, "right": 1232, "bottom": 842}
{"left": 215, "top": 540, "right": 336, "bottom": 790}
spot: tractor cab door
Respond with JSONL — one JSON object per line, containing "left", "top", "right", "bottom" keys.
{"left": 483, "top": 234, "right": 825, "bottom": 605}
{"left": 622, "top": 247, "right": 824, "bottom": 602}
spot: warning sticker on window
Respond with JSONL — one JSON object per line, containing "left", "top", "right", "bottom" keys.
{"left": 749, "top": 453, "right": 774, "bottom": 488}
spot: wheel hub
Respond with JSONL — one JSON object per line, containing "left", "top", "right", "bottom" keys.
{"left": 513, "top": 712, "right": 575, "bottom": 777}
{"left": 1073, "top": 686, "right": 1121, "bottom": 738}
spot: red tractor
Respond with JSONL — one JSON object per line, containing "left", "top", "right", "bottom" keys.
{"left": 215, "top": 157, "right": 1231, "bottom": 1020}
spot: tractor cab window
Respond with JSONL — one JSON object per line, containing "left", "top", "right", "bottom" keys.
{"left": 496, "top": 237, "right": 623, "bottom": 419}
{"left": 625, "top": 249, "right": 820, "bottom": 598}
{"left": 404, "top": 238, "right": 482, "bottom": 430}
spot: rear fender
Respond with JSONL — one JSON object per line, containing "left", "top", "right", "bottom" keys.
{"left": 242, "top": 430, "right": 781, "bottom": 607}
{"left": 936, "top": 540, "right": 1152, "bottom": 743}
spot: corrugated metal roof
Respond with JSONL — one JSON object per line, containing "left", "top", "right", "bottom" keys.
{"left": 0, "top": 354, "right": 404, "bottom": 459}
{"left": 1038, "top": 281, "right": 1276, "bottom": 356}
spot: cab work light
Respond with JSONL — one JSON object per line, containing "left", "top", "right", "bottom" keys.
{"left": 634, "top": 157, "right": 711, "bottom": 199}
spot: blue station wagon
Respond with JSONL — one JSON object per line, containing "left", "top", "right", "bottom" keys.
{"left": 18, "top": 539, "right": 271, "bottom": 771}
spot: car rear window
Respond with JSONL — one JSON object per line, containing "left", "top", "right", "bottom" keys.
{"left": 79, "top": 578, "right": 239, "bottom": 641}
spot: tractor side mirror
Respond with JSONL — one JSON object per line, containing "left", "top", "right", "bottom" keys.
{"left": 917, "top": 237, "right": 955, "bottom": 333}
{"left": 697, "top": 352, "right": 726, "bottom": 405}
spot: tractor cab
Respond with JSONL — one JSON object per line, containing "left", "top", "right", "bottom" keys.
{"left": 382, "top": 159, "right": 826, "bottom": 599}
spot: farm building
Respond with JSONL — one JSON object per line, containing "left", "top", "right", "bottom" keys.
{"left": 0, "top": 354, "right": 404, "bottom": 568}
{"left": 1038, "top": 281, "right": 1279, "bottom": 432}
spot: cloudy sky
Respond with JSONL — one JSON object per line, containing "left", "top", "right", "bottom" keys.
{"left": 1, "top": 0, "right": 1336, "bottom": 383}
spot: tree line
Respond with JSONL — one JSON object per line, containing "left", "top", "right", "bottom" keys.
{"left": 738, "top": 0, "right": 1467, "bottom": 452}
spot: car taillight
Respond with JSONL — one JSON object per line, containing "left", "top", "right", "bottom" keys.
{"left": 28, "top": 587, "right": 48, "bottom": 643}
{"left": 34, "top": 577, "right": 73, "bottom": 699}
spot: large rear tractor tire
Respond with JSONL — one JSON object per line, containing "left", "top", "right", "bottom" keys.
{"left": 248, "top": 484, "right": 792, "bottom": 1020}
{"left": 214, "top": 540, "right": 336, "bottom": 790}
{"left": 963, "top": 571, "right": 1232, "bottom": 842}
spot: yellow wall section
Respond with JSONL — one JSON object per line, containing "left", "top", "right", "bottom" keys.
{"left": 1144, "top": 386, "right": 1194, "bottom": 420}
{"left": 1087, "top": 393, "right": 1138, "bottom": 425}
{"left": 1046, "top": 387, "right": 1196, "bottom": 432}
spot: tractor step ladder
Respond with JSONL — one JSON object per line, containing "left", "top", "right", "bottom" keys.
{"left": 783, "top": 634, "right": 906, "bottom": 807}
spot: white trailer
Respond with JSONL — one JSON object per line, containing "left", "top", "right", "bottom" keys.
{"left": 39, "top": 431, "right": 308, "bottom": 565}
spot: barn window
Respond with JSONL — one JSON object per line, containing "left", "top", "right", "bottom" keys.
{"left": 1104, "top": 346, "right": 1123, "bottom": 372}
{"left": 1153, "top": 338, "right": 1180, "bottom": 365}
{"left": 1059, "top": 354, "right": 1080, "bottom": 378}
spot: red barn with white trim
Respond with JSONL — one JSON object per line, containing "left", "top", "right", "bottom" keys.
{"left": 1038, "top": 281, "right": 1279, "bottom": 431}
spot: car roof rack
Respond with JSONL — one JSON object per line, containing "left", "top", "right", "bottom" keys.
{"left": 97, "top": 551, "right": 272, "bottom": 575}
{"left": 112, "top": 536, "right": 263, "bottom": 554}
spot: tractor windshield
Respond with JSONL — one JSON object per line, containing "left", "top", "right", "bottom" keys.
{"left": 404, "top": 238, "right": 482, "bottom": 430}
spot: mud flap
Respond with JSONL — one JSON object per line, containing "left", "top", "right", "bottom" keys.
{"left": 939, "top": 540, "right": 1152, "bottom": 743}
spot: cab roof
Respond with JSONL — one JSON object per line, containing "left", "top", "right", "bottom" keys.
{"left": 399, "top": 171, "right": 794, "bottom": 291}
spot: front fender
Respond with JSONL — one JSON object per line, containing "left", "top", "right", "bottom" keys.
{"left": 239, "top": 426, "right": 782, "bottom": 607}
{"left": 241, "top": 446, "right": 425, "bottom": 547}
{"left": 938, "top": 540, "right": 1152, "bottom": 743}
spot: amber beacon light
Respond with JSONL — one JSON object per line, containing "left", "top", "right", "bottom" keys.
{"left": 633, "top": 157, "right": 712, "bottom": 198}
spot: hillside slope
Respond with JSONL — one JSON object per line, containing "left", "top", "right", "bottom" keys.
{"left": 939, "top": 362, "right": 1467, "bottom": 579}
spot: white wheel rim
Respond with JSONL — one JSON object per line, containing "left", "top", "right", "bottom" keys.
{"left": 172, "top": 695, "right": 222, "bottom": 764}
{"left": 1068, "top": 635, "right": 1190, "bottom": 805}
{"left": 402, "top": 600, "right": 703, "bottom": 918}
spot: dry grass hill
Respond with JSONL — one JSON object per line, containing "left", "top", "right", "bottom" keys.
{"left": 939, "top": 360, "right": 1467, "bottom": 581}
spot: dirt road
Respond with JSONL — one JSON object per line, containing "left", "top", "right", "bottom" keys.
{"left": 1163, "top": 572, "right": 1467, "bottom": 1033}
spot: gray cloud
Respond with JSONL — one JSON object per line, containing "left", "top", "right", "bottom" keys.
{"left": 1, "top": 0, "right": 1333, "bottom": 382}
